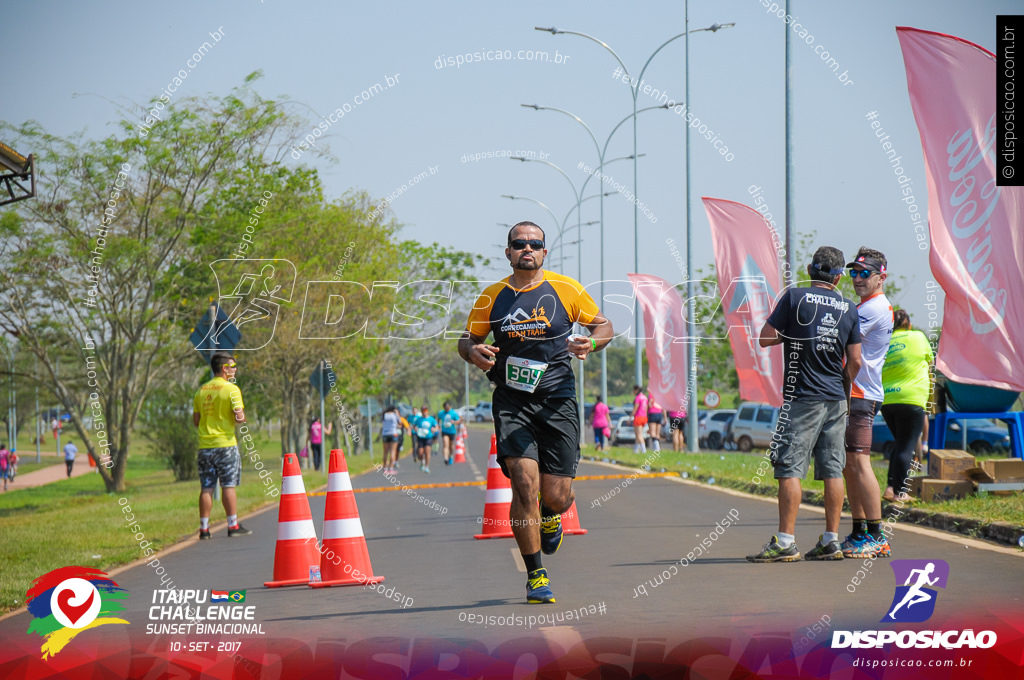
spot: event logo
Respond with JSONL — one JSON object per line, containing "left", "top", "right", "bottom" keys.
{"left": 884, "top": 559, "right": 949, "bottom": 623}
{"left": 207, "top": 259, "right": 296, "bottom": 350}
{"left": 833, "top": 558, "right": 995, "bottom": 650}
{"left": 25, "top": 566, "right": 129, "bottom": 659}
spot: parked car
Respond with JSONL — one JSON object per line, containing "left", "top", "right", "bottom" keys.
{"left": 607, "top": 407, "right": 630, "bottom": 428}
{"left": 699, "top": 409, "right": 737, "bottom": 450}
{"left": 472, "top": 402, "right": 493, "bottom": 423}
{"left": 613, "top": 418, "right": 648, "bottom": 446}
{"left": 873, "top": 413, "right": 1010, "bottom": 456}
{"left": 728, "top": 402, "right": 780, "bottom": 452}
{"left": 455, "top": 405, "right": 474, "bottom": 421}
{"left": 943, "top": 419, "right": 1011, "bottom": 453}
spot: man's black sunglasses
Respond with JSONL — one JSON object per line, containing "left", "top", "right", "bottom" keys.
{"left": 510, "top": 239, "right": 545, "bottom": 251}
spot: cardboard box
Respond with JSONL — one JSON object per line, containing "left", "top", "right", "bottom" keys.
{"left": 907, "top": 476, "right": 925, "bottom": 498}
{"left": 929, "top": 449, "right": 977, "bottom": 481}
{"left": 920, "top": 479, "right": 974, "bottom": 502}
{"left": 981, "top": 458, "right": 1024, "bottom": 481}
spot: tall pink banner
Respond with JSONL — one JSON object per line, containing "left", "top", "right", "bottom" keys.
{"left": 898, "top": 26, "right": 1024, "bottom": 391}
{"left": 627, "top": 273, "right": 690, "bottom": 416}
{"left": 702, "top": 197, "right": 784, "bottom": 407}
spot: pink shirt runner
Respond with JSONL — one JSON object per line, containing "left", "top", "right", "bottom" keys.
{"left": 592, "top": 402, "right": 610, "bottom": 428}
{"left": 633, "top": 392, "right": 649, "bottom": 419}
{"left": 310, "top": 421, "right": 322, "bottom": 444}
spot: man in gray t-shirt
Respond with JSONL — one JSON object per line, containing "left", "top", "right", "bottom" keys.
{"left": 747, "top": 246, "right": 863, "bottom": 563}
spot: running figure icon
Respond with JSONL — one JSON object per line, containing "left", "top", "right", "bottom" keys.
{"left": 887, "top": 562, "right": 939, "bottom": 620}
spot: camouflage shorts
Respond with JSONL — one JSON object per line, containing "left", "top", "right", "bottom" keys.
{"left": 198, "top": 446, "right": 242, "bottom": 489}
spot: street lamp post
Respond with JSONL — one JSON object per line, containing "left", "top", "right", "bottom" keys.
{"left": 523, "top": 103, "right": 670, "bottom": 404}
{"left": 536, "top": 19, "right": 733, "bottom": 403}
{"left": 537, "top": 18, "right": 733, "bottom": 451}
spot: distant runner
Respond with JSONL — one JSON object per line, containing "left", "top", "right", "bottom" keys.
{"left": 458, "top": 221, "right": 613, "bottom": 603}
{"left": 437, "top": 401, "right": 461, "bottom": 465}
{"left": 414, "top": 405, "right": 438, "bottom": 474}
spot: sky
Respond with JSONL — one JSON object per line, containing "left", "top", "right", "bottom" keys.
{"left": 4, "top": 0, "right": 1017, "bottom": 339}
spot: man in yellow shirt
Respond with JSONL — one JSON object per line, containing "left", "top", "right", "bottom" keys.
{"left": 192, "top": 353, "right": 252, "bottom": 540}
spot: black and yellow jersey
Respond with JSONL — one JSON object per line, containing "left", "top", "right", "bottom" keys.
{"left": 466, "top": 270, "right": 599, "bottom": 398}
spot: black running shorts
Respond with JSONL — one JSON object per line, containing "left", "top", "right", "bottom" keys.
{"left": 492, "top": 387, "right": 580, "bottom": 479}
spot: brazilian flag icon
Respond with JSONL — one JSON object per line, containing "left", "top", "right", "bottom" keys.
{"left": 228, "top": 590, "right": 246, "bottom": 603}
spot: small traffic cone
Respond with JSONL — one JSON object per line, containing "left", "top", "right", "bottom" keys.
{"left": 474, "top": 434, "right": 514, "bottom": 539}
{"left": 311, "top": 449, "right": 384, "bottom": 588}
{"left": 453, "top": 435, "right": 467, "bottom": 464}
{"left": 264, "top": 453, "right": 321, "bottom": 588}
{"left": 559, "top": 500, "right": 588, "bottom": 536}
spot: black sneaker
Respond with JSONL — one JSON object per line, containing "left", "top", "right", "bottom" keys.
{"left": 805, "top": 535, "right": 844, "bottom": 561}
{"left": 746, "top": 535, "right": 801, "bottom": 563}
{"left": 227, "top": 524, "right": 252, "bottom": 537}
{"left": 199, "top": 529, "right": 211, "bottom": 540}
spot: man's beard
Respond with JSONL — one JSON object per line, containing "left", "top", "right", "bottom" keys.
{"left": 514, "top": 258, "right": 541, "bottom": 270}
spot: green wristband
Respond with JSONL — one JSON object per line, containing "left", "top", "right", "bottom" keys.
{"left": 590, "top": 338, "right": 597, "bottom": 351}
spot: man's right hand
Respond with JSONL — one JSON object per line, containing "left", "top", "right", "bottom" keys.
{"left": 468, "top": 343, "right": 500, "bottom": 371}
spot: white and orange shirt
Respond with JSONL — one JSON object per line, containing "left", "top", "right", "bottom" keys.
{"left": 852, "top": 292, "right": 894, "bottom": 402}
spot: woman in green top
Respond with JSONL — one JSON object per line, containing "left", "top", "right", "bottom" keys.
{"left": 881, "top": 310, "right": 934, "bottom": 501}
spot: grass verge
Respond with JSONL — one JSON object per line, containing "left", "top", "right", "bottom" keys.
{"left": 0, "top": 435, "right": 378, "bottom": 614}
{"left": 584, "top": 444, "right": 1024, "bottom": 534}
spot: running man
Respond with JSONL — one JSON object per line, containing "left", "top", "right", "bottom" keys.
{"left": 887, "top": 562, "right": 939, "bottom": 620}
{"left": 458, "top": 221, "right": 613, "bottom": 603}
{"left": 841, "top": 248, "right": 894, "bottom": 559}
{"left": 748, "top": 246, "right": 862, "bottom": 562}
{"left": 192, "top": 353, "right": 252, "bottom": 539}
{"left": 414, "top": 405, "right": 438, "bottom": 473}
{"left": 437, "top": 401, "right": 461, "bottom": 465}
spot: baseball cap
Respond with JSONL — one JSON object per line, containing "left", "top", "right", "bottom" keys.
{"left": 845, "top": 255, "right": 887, "bottom": 273}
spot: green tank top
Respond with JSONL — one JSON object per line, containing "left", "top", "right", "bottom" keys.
{"left": 882, "top": 329, "right": 933, "bottom": 407}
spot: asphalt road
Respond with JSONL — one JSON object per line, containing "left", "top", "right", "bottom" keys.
{"left": 3, "top": 425, "right": 1022, "bottom": 672}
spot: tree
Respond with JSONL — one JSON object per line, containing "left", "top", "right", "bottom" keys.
{"left": 0, "top": 74, "right": 311, "bottom": 491}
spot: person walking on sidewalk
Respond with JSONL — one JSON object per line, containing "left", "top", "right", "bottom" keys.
{"left": 592, "top": 396, "right": 610, "bottom": 452}
{"left": 0, "top": 444, "right": 10, "bottom": 490}
{"left": 458, "top": 221, "right": 613, "bottom": 603}
{"left": 192, "top": 353, "right": 252, "bottom": 540}
{"left": 63, "top": 439, "right": 78, "bottom": 478}
{"left": 747, "top": 246, "right": 862, "bottom": 563}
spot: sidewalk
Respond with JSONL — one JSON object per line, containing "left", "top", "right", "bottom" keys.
{"left": 3, "top": 458, "right": 99, "bottom": 491}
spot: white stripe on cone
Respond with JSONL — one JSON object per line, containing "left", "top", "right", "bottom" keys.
{"left": 327, "top": 471, "right": 353, "bottom": 493}
{"left": 485, "top": 488, "right": 513, "bottom": 504}
{"left": 487, "top": 455, "right": 501, "bottom": 470}
{"left": 277, "top": 519, "right": 317, "bottom": 541}
{"left": 323, "top": 517, "right": 365, "bottom": 540}
{"left": 281, "top": 476, "right": 307, "bottom": 496}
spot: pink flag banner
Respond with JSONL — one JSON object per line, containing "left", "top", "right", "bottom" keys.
{"left": 627, "top": 273, "right": 690, "bottom": 416}
{"left": 898, "top": 26, "right": 1024, "bottom": 391}
{"left": 702, "top": 197, "right": 784, "bottom": 407}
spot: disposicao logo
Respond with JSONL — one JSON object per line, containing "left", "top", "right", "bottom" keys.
{"left": 884, "top": 559, "right": 948, "bottom": 623}
{"left": 25, "top": 566, "right": 130, "bottom": 659}
{"left": 832, "top": 559, "right": 997, "bottom": 650}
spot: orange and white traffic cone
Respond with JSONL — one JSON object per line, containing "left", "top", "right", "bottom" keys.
{"left": 264, "top": 453, "right": 322, "bottom": 588}
{"left": 311, "top": 449, "right": 384, "bottom": 588}
{"left": 559, "top": 500, "right": 588, "bottom": 536}
{"left": 474, "top": 434, "right": 514, "bottom": 539}
{"left": 453, "top": 435, "right": 467, "bottom": 464}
